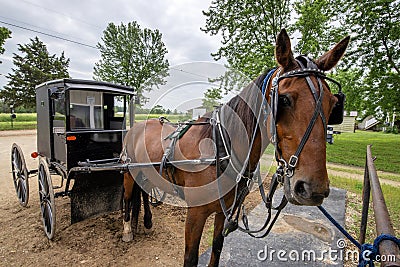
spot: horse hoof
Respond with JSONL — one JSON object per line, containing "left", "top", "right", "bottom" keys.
{"left": 144, "top": 220, "right": 153, "bottom": 229}
{"left": 122, "top": 232, "right": 133, "bottom": 242}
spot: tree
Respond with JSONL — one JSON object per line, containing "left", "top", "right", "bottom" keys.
{"left": 150, "top": 104, "right": 166, "bottom": 114}
{"left": 93, "top": 22, "right": 169, "bottom": 106}
{"left": 293, "top": 0, "right": 345, "bottom": 58}
{"left": 0, "top": 37, "right": 69, "bottom": 109}
{"left": 202, "top": 88, "right": 223, "bottom": 112}
{"left": 328, "top": 68, "right": 367, "bottom": 113}
{"left": 202, "top": 67, "right": 250, "bottom": 111}
{"left": 340, "top": 0, "right": 400, "bottom": 117}
{"left": 202, "top": 0, "right": 291, "bottom": 78}
{"left": 0, "top": 27, "right": 11, "bottom": 64}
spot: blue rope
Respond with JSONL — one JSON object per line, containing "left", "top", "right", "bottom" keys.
{"left": 318, "top": 206, "right": 361, "bottom": 249}
{"left": 260, "top": 68, "right": 276, "bottom": 124}
{"left": 359, "top": 234, "right": 400, "bottom": 267}
{"left": 261, "top": 68, "right": 276, "bottom": 98}
{"left": 317, "top": 205, "right": 400, "bottom": 267}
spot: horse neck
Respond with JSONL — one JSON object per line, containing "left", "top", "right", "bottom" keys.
{"left": 221, "top": 73, "right": 270, "bottom": 171}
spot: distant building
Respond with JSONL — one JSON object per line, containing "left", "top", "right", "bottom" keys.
{"left": 192, "top": 108, "right": 206, "bottom": 120}
{"left": 331, "top": 111, "right": 358, "bottom": 133}
{"left": 358, "top": 115, "right": 379, "bottom": 130}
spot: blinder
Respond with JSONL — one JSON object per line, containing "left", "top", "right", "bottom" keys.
{"left": 329, "top": 92, "right": 345, "bottom": 125}
{"left": 322, "top": 74, "right": 346, "bottom": 125}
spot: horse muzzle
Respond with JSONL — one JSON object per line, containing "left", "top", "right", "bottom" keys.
{"left": 284, "top": 177, "right": 330, "bottom": 206}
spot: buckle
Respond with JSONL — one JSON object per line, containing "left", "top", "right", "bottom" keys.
{"left": 272, "top": 77, "right": 279, "bottom": 87}
{"left": 288, "top": 155, "right": 298, "bottom": 168}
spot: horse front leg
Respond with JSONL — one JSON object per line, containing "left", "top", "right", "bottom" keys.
{"left": 184, "top": 207, "right": 209, "bottom": 267}
{"left": 141, "top": 188, "right": 153, "bottom": 230}
{"left": 122, "top": 173, "right": 134, "bottom": 242}
{"left": 208, "top": 212, "right": 226, "bottom": 267}
{"left": 131, "top": 181, "right": 142, "bottom": 235}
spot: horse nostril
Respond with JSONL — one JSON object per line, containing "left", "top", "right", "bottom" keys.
{"left": 324, "top": 188, "right": 330, "bottom": 198}
{"left": 294, "top": 180, "right": 310, "bottom": 199}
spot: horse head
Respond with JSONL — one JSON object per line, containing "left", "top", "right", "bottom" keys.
{"left": 270, "top": 29, "right": 350, "bottom": 206}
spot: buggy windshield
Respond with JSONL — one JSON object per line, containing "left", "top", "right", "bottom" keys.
{"left": 68, "top": 90, "right": 126, "bottom": 131}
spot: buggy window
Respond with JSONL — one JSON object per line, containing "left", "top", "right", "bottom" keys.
{"left": 68, "top": 90, "right": 128, "bottom": 131}
{"left": 104, "top": 94, "right": 127, "bottom": 130}
{"left": 69, "top": 90, "right": 104, "bottom": 130}
{"left": 52, "top": 90, "right": 66, "bottom": 120}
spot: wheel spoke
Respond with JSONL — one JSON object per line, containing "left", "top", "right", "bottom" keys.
{"left": 156, "top": 188, "right": 162, "bottom": 200}
{"left": 38, "top": 169, "right": 49, "bottom": 196}
{"left": 44, "top": 203, "right": 53, "bottom": 234}
{"left": 37, "top": 158, "right": 55, "bottom": 239}
{"left": 12, "top": 149, "right": 19, "bottom": 168}
{"left": 150, "top": 187, "right": 165, "bottom": 206}
{"left": 17, "top": 180, "right": 27, "bottom": 203}
{"left": 12, "top": 158, "right": 19, "bottom": 172}
{"left": 11, "top": 144, "right": 29, "bottom": 207}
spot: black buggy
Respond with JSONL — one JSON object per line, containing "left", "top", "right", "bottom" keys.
{"left": 11, "top": 79, "right": 138, "bottom": 239}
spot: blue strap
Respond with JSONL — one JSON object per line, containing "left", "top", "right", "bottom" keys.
{"left": 261, "top": 68, "right": 276, "bottom": 124}
{"left": 261, "top": 68, "right": 277, "bottom": 98}
{"left": 318, "top": 206, "right": 400, "bottom": 267}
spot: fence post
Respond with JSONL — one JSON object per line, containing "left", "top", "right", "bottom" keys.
{"left": 367, "top": 145, "right": 400, "bottom": 266}
{"left": 359, "top": 156, "right": 371, "bottom": 245}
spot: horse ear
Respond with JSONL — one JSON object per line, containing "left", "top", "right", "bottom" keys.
{"left": 316, "top": 36, "right": 350, "bottom": 71}
{"left": 275, "top": 29, "right": 296, "bottom": 70}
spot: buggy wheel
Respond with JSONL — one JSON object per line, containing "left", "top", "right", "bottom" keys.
{"left": 149, "top": 187, "right": 166, "bottom": 207}
{"left": 11, "top": 143, "right": 29, "bottom": 207}
{"left": 38, "top": 157, "right": 56, "bottom": 240}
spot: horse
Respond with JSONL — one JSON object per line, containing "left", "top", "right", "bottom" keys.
{"left": 121, "top": 28, "right": 350, "bottom": 267}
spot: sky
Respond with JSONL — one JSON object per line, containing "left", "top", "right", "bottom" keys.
{"left": 0, "top": 0, "right": 226, "bottom": 96}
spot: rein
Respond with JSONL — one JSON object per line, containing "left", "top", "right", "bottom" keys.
{"left": 157, "top": 56, "right": 342, "bottom": 239}
{"left": 216, "top": 56, "right": 340, "bottom": 238}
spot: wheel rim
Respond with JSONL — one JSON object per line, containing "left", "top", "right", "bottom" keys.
{"left": 38, "top": 158, "right": 55, "bottom": 239}
{"left": 11, "top": 144, "right": 29, "bottom": 207}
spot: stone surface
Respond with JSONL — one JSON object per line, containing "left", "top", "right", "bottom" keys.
{"left": 199, "top": 187, "right": 347, "bottom": 266}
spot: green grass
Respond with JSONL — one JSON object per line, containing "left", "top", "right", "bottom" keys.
{"left": 330, "top": 175, "right": 400, "bottom": 239}
{"left": 0, "top": 121, "right": 37, "bottom": 130}
{"left": 0, "top": 113, "right": 37, "bottom": 122}
{"left": 327, "top": 165, "right": 400, "bottom": 183}
{"left": 0, "top": 113, "right": 37, "bottom": 130}
{"left": 327, "top": 131, "right": 400, "bottom": 174}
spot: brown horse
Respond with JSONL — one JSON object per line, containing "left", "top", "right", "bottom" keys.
{"left": 122, "top": 29, "right": 350, "bottom": 266}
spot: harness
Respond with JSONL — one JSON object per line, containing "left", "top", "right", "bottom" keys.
{"left": 159, "top": 118, "right": 209, "bottom": 199}
{"left": 216, "top": 55, "right": 345, "bottom": 237}
{"left": 157, "top": 55, "right": 345, "bottom": 238}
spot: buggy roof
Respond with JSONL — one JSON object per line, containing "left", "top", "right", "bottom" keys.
{"left": 36, "top": 78, "right": 135, "bottom": 95}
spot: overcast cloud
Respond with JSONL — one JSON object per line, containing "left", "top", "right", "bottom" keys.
{"left": 0, "top": 0, "right": 225, "bottom": 91}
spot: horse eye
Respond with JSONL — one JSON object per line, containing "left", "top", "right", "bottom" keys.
{"left": 278, "top": 95, "right": 291, "bottom": 107}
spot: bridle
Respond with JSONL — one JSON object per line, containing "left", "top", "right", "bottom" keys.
{"left": 218, "top": 55, "right": 344, "bottom": 238}
{"left": 268, "top": 57, "right": 328, "bottom": 196}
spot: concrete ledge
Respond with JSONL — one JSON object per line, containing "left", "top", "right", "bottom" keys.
{"left": 199, "top": 187, "right": 347, "bottom": 266}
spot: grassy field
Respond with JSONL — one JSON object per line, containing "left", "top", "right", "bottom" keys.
{"left": 327, "top": 131, "right": 400, "bottom": 173}
{"left": 0, "top": 113, "right": 194, "bottom": 130}
{"left": 0, "top": 113, "right": 37, "bottom": 130}
{"left": 330, "top": 175, "right": 400, "bottom": 242}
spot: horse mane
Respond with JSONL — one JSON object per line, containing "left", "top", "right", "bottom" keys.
{"left": 199, "top": 70, "right": 270, "bottom": 141}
